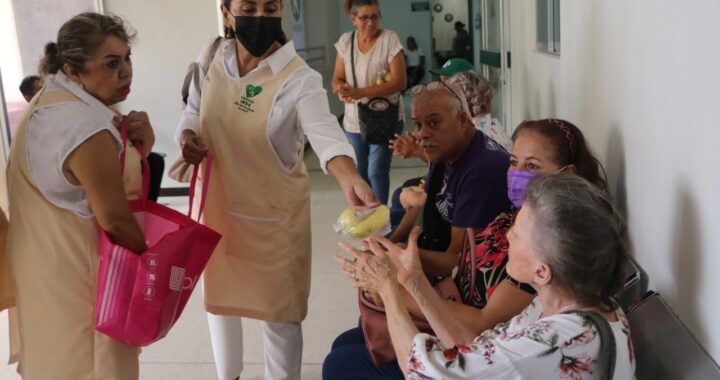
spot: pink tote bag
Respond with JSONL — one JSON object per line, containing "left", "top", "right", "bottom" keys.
{"left": 95, "top": 128, "right": 220, "bottom": 346}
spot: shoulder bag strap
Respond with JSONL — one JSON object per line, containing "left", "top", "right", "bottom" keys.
{"left": 564, "top": 310, "right": 617, "bottom": 380}
{"left": 196, "top": 36, "right": 224, "bottom": 96}
{"left": 350, "top": 31, "right": 358, "bottom": 88}
{"left": 466, "top": 228, "right": 477, "bottom": 291}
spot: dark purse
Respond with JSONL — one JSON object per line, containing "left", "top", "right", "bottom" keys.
{"left": 350, "top": 31, "right": 399, "bottom": 145}
{"left": 359, "top": 228, "right": 476, "bottom": 366}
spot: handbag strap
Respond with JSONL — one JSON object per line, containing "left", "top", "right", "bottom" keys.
{"left": 466, "top": 228, "right": 477, "bottom": 292}
{"left": 456, "top": 228, "right": 478, "bottom": 299}
{"left": 119, "top": 120, "right": 151, "bottom": 203}
{"left": 350, "top": 31, "right": 358, "bottom": 88}
{"left": 187, "top": 154, "right": 213, "bottom": 220}
{"left": 563, "top": 310, "right": 617, "bottom": 380}
{"left": 194, "top": 36, "right": 224, "bottom": 96}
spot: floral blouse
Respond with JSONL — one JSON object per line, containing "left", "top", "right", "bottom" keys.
{"left": 455, "top": 209, "right": 534, "bottom": 308}
{"left": 407, "top": 299, "right": 636, "bottom": 379}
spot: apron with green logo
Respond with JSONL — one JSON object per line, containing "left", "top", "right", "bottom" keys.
{"left": 197, "top": 47, "right": 312, "bottom": 323}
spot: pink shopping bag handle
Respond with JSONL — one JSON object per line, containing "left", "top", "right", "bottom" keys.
{"left": 119, "top": 120, "right": 151, "bottom": 202}
{"left": 119, "top": 120, "right": 211, "bottom": 219}
{"left": 188, "top": 154, "right": 213, "bottom": 220}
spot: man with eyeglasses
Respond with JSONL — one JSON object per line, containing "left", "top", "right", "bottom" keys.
{"left": 391, "top": 81, "right": 510, "bottom": 278}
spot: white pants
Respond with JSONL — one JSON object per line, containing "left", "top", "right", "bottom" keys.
{"left": 207, "top": 313, "right": 303, "bottom": 380}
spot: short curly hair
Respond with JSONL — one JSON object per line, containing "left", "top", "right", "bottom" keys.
{"left": 448, "top": 71, "right": 493, "bottom": 118}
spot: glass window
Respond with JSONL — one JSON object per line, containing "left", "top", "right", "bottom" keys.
{"left": 536, "top": 0, "right": 560, "bottom": 55}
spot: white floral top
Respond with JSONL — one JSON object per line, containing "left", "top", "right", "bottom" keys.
{"left": 408, "top": 298, "right": 636, "bottom": 380}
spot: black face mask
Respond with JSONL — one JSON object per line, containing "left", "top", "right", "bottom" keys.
{"left": 233, "top": 16, "right": 283, "bottom": 57}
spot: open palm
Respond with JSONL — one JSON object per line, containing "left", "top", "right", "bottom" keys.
{"left": 369, "top": 227, "right": 423, "bottom": 286}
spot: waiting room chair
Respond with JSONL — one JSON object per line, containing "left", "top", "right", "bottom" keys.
{"left": 616, "top": 256, "right": 648, "bottom": 313}
{"left": 627, "top": 291, "right": 720, "bottom": 379}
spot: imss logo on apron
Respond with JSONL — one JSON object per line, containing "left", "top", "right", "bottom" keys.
{"left": 234, "top": 84, "right": 264, "bottom": 113}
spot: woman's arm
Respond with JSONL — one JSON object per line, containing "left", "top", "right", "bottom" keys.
{"left": 418, "top": 226, "right": 467, "bottom": 278}
{"left": 341, "top": 237, "right": 423, "bottom": 378}
{"left": 389, "top": 204, "right": 422, "bottom": 243}
{"left": 380, "top": 281, "right": 421, "bottom": 377}
{"left": 402, "top": 280, "right": 534, "bottom": 344}
{"left": 340, "top": 53, "right": 407, "bottom": 99}
{"left": 389, "top": 186, "right": 426, "bottom": 242}
{"left": 121, "top": 111, "right": 155, "bottom": 156}
{"left": 65, "top": 131, "right": 147, "bottom": 254}
{"left": 404, "top": 271, "right": 476, "bottom": 347}
{"left": 332, "top": 54, "right": 348, "bottom": 93}
{"left": 327, "top": 156, "right": 379, "bottom": 207}
{"left": 364, "top": 232, "right": 473, "bottom": 348}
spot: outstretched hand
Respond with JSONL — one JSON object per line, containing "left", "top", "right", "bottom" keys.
{"left": 342, "top": 178, "right": 380, "bottom": 208}
{"left": 366, "top": 226, "right": 424, "bottom": 288}
{"left": 334, "top": 226, "right": 424, "bottom": 296}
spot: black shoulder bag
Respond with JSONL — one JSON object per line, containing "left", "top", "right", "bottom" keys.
{"left": 350, "top": 31, "right": 399, "bottom": 145}
{"left": 564, "top": 310, "right": 617, "bottom": 380}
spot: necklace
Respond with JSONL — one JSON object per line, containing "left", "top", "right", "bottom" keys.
{"left": 556, "top": 303, "right": 579, "bottom": 314}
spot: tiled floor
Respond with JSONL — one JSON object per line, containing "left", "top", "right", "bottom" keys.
{"left": 0, "top": 155, "right": 426, "bottom": 380}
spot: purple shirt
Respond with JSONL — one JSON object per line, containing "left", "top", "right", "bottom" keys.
{"left": 425, "top": 130, "right": 510, "bottom": 229}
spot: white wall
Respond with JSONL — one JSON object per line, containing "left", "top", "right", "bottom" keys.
{"left": 1, "top": 0, "right": 97, "bottom": 103}
{"left": 101, "top": 0, "right": 220, "bottom": 186}
{"left": 301, "top": 0, "right": 342, "bottom": 115}
{"left": 508, "top": 0, "right": 720, "bottom": 360}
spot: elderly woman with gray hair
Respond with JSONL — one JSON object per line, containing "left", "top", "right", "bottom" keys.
{"left": 338, "top": 174, "right": 636, "bottom": 379}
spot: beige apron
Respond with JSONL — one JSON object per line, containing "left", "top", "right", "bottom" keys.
{"left": 199, "top": 49, "right": 312, "bottom": 323}
{"left": 0, "top": 210, "right": 11, "bottom": 312}
{"left": 6, "top": 88, "right": 141, "bottom": 379}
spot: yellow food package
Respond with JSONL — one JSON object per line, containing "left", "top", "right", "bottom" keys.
{"left": 334, "top": 205, "right": 391, "bottom": 239}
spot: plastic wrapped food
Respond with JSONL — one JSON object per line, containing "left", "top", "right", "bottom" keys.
{"left": 334, "top": 205, "right": 391, "bottom": 239}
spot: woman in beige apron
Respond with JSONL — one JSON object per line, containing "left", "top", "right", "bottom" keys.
{"left": 5, "top": 13, "right": 154, "bottom": 379}
{"left": 177, "top": 1, "right": 378, "bottom": 379}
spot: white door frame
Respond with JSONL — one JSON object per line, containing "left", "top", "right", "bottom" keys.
{"left": 476, "top": 0, "right": 512, "bottom": 132}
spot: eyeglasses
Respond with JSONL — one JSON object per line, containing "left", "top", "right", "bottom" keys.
{"left": 356, "top": 14, "right": 381, "bottom": 22}
{"left": 410, "top": 81, "right": 463, "bottom": 105}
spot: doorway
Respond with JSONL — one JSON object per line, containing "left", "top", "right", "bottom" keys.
{"left": 473, "top": 0, "right": 511, "bottom": 131}
{"left": 430, "top": 0, "right": 471, "bottom": 68}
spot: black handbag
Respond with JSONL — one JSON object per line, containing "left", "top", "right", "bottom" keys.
{"left": 350, "top": 31, "right": 399, "bottom": 145}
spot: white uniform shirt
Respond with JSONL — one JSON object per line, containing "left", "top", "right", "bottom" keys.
{"left": 406, "top": 47, "right": 425, "bottom": 67}
{"left": 177, "top": 39, "right": 355, "bottom": 173}
{"left": 25, "top": 72, "right": 123, "bottom": 218}
{"left": 335, "top": 29, "right": 405, "bottom": 133}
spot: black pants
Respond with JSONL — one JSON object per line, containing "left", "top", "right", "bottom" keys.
{"left": 406, "top": 66, "right": 425, "bottom": 89}
{"left": 144, "top": 152, "right": 165, "bottom": 202}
